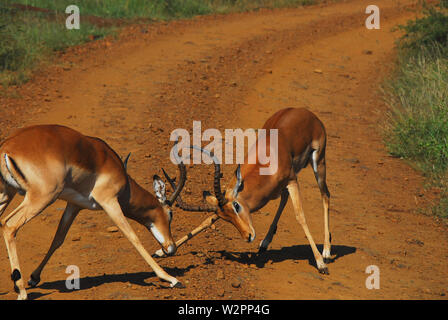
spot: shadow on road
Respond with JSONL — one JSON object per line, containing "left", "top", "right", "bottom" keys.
{"left": 215, "top": 244, "right": 356, "bottom": 270}
{"left": 27, "top": 264, "right": 196, "bottom": 299}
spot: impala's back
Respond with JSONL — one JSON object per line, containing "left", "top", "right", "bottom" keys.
{"left": 261, "top": 107, "right": 326, "bottom": 175}
{"left": 238, "top": 107, "right": 327, "bottom": 211}
{"left": 0, "top": 124, "right": 185, "bottom": 299}
{"left": 0, "top": 125, "right": 127, "bottom": 209}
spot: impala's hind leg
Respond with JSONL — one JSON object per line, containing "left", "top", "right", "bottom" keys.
{"left": 1, "top": 191, "right": 57, "bottom": 300}
{"left": 311, "top": 150, "right": 331, "bottom": 263}
{"left": 287, "top": 180, "right": 328, "bottom": 275}
{"left": 0, "top": 182, "right": 16, "bottom": 219}
{"left": 29, "top": 203, "right": 81, "bottom": 287}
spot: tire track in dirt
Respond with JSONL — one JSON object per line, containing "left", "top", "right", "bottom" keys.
{"left": 0, "top": 0, "right": 447, "bottom": 300}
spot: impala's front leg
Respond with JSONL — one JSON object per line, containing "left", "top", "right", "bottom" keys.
{"left": 154, "top": 214, "right": 220, "bottom": 258}
{"left": 99, "top": 197, "right": 183, "bottom": 288}
{"left": 258, "top": 189, "right": 289, "bottom": 253}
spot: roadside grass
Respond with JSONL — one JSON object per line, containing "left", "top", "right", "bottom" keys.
{"left": 383, "top": 1, "right": 448, "bottom": 219}
{"left": 0, "top": 0, "right": 316, "bottom": 87}
{"left": 5, "top": 0, "right": 316, "bottom": 19}
{"left": 0, "top": 5, "right": 111, "bottom": 86}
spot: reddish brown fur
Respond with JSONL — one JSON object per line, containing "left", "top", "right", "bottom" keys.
{"left": 0, "top": 125, "right": 181, "bottom": 299}
{"left": 239, "top": 107, "right": 326, "bottom": 211}
{"left": 206, "top": 108, "right": 328, "bottom": 246}
{"left": 0, "top": 125, "right": 167, "bottom": 230}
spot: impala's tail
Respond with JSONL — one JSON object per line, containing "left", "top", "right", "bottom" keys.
{"left": 0, "top": 153, "right": 27, "bottom": 195}
{"left": 0, "top": 153, "right": 21, "bottom": 220}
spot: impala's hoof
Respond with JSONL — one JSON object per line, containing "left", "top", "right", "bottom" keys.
{"left": 173, "top": 282, "right": 185, "bottom": 289}
{"left": 258, "top": 246, "right": 267, "bottom": 254}
{"left": 318, "top": 267, "right": 330, "bottom": 275}
{"left": 28, "top": 274, "right": 40, "bottom": 288}
{"left": 17, "top": 292, "right": 28, "bottom": 300}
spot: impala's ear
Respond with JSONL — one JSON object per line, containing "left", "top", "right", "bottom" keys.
{"left": 153, "top": 175, "right": 167, "bottom": 203}
{"left": 232, "top": 165, "right": 244, "bottom": 197}
{"left": 203, "top": 191, "right": 219, "bottom": 207}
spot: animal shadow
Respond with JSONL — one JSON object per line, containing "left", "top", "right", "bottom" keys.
{"left": 28, "top": 264, "right": 196, "bottom": 299}
{"left": 215, "top": 244, "right": 356, "bottom": 270}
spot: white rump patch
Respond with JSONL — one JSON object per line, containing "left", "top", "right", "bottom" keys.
{"left": 312, "top": 150, "right": 318, "bottom": 173}
{"left": 4, "top": 154, "right": 22, "bottom": 190}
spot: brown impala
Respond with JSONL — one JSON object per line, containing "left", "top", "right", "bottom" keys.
{"left": 0, "top": 125, "right": 186, "bottom": 300}
{"left": 158, "top": 108, "right": 331, "bottom": 275}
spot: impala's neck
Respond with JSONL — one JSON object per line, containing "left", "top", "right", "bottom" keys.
{"left": 120, "top": 176, "right": 161, "bottom": 227}
{"left": 235, "top": 165, "right": 286, "bottom": 213}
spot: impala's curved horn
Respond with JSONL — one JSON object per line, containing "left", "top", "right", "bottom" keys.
{"left": 123, "top": 153, "right": 131, "bottom": 171}
{"left": 164, "top": 162, "right": 186, "bottom": 206}
{"left": 162, "top": 139, "right": 186, "bottom": 206}
{"left": 189, "top": 146, "right": 228, "bottom": 208}
{"left": 162, "top": 167, "right": 217, "bottom": 212}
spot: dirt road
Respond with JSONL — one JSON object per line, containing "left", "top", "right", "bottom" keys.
{"left": 1, "top": 0, "right": 447, "bottom": 300}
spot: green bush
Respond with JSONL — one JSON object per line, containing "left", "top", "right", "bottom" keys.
{"left": 398, "top": 6, "right": 448, "bottom": 49}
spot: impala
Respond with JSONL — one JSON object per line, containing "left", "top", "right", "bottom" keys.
{"left": 158, "top": 107, "right": 331, "bottom": 274}
{"left": 0, "top": 125, "right": 186, "bottom": 300}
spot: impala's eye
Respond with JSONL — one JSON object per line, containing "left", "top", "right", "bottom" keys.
{"left": 232, "top": 201, "right": 241, "bottom": 214}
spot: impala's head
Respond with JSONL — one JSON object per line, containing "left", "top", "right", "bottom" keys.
{"left": 202, "top": 165, "right": 255, "bottom": 243}
{"left": 163, "top": 147, "right": 255, "bottom": 243}
{"left": 122, "top": 154, "right": 178, "bottom": 255}
{"left": 123, "top": 150, "right": 186, "bottom": 256}
{"left": 150, "top": 176, "right": 176, "bottom": 256}
{"left": 149, "top": 162, "right": 186, "bottom": 256}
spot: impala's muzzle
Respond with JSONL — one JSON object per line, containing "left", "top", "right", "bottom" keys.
{"left": 149, "top": 222, "right": 176, "bottom": 256}
{"left": 230, "top": 216, "right": 256, "bottom": 243}
{"left": 247, "top": 231, "right": 255, "bottom": 243}
{"left": 244, "top": 224, "right": 256, "bottom": 243}
{"left": 162, "top": 243, "right": 177, "bottom": 256}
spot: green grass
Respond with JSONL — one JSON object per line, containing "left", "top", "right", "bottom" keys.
{"left": 0, "top": 5, "right": 111, "bottom": 86}
{"left": 5, "top": 0, "right": 316, "bottom": 19}
{"left": 4, "top": 0, "right": 211, "bottom": 19}
{"left": 0, "top": 0, "right": 316, "bottom": 87}
{"left": 383, "top": 1, "right": 448, "bottom": 219}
